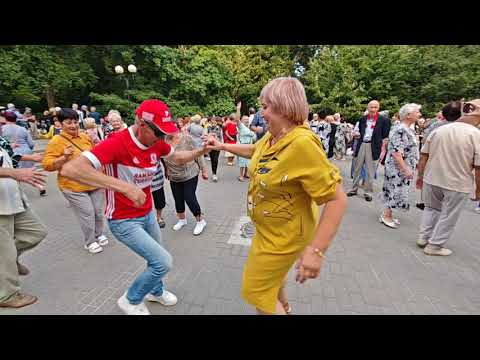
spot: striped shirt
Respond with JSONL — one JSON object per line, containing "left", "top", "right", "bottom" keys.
{"left": 151, "top": 160, "right": 165, "bottom": 192}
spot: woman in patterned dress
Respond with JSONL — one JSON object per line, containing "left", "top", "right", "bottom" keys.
{"left": 379, "top": 103, "right": 422, "bottom": 229}
{"left": 317, "top": 114, "right": 331, "bottom": 154}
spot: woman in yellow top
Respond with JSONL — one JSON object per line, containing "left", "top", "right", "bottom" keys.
{"left": 206, "top": 77, "right": 348, "bottom": 315}
{"left": 42, "top": 108, "right": 108, "bottom": 254}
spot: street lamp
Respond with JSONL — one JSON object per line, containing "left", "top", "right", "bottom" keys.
{"left": 115, "top": 64, "right": 137, "bottom": 101}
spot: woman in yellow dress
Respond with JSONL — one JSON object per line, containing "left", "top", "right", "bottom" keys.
{"left": 206, "top": 77, "right": 347, "bottom": 314}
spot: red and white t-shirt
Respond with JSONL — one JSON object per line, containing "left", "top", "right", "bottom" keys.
{"left": 82, "top": 127, "right": 174, "bottom": 220}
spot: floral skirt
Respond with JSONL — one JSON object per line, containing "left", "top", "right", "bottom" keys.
{"left": 382, "top": 170, "right": 412, "bottom": 211}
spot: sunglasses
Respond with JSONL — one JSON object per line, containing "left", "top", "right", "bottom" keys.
{"left": 463, "top": 102, "right": 478, "bottom": 114}
{"left": 144, "top": 119, "right": 166, "bottom": 139}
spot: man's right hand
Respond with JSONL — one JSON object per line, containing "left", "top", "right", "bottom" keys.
{"left": 123, "top": 184, "right": 147, "bottom": 207}
{"left": 203, "top": 134, "right": 223, "bottom": 151}
{"left": 12, "top": 168, "right": 47, "bottom": 188}
{"left": 416, "top": 177, "right": 423, "bottom": 190}
{"left": 471, "top": 190, "right": 480, "bottom": 201}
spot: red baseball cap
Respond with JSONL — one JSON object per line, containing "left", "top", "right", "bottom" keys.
{"left": 135, "top": 99, "right": 178, "bottom": 135}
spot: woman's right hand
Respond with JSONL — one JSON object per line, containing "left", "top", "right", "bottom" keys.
{"left": 64, "top": 145, "right": 74, "bottom": 158}
{"left": 30, "top": 153, "right": 44, "bottom": 163}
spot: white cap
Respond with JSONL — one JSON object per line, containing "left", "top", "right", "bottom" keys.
{"left": 7, "top": 103, "right": 14, "bottom": 109}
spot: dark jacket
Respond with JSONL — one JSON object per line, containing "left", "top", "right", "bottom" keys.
{"left": 354, "top": 114, "right": 390, "bottom": 160}
{"left": 327, "top": 123, "right": 337, "bottom": 159}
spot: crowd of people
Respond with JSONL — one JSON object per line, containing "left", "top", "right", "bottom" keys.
{"left": 1, "top": 77, "right": 480, "bottom": 315}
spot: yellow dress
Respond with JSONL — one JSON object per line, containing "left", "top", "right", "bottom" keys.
{"left": 241, "top": 125, "right": 342, "bottom": 313}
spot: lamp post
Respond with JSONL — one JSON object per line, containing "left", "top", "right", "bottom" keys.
{"left": 115, "top": 64, "right": 137, "bottom": 101}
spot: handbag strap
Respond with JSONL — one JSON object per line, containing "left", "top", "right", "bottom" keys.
{"left": 60, "top": 134, "right": 85, "bottom": 152}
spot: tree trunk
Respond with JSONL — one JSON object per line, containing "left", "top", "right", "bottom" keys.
{"left": 46, "top": 87, "right": 55, "bottom": 108}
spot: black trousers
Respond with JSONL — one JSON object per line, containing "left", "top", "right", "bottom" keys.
{"left": 152, "top": 187, "right": 166, "bottom": 210}
{"left": 170, "top": 176, "right": 201, "bottom": 217}
{"left": 210, "top": 150, "right": 220, "bottom": 175}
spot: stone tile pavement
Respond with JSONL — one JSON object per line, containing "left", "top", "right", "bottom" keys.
{"left": 2, "top": 142, "right": 480, "bottom": 315}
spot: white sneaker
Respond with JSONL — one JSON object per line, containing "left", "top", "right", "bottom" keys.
{"left": 212, "top": 175, "right": 218, "bottom": 183}
{"left": 173, "top": 219, "right": 187, "bottom": 231}
{"left": 97, "top": 235, "right": 108, "bottom": 246}
{"left": 475, "top": 207, "right": 480, "bottom": 214}
{"left": 193, "top": 219, "right": 207, "bottom": 236}
{"left": 416, "top": 237, "right": 428, "bottom": 248}
{"left": 424, "top": 245, "right": 452, "bottom": 256}
{"left": 117, "top": 292, "right": 150, "bottom": 315}
{"left": 145, "top": 290, "right": 178, "bottom": 306}
{"left": 84, "top": 241, "right": 103, "bottom": 254}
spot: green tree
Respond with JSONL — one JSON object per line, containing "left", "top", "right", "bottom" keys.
{"left": 0, "top": 45, "right": 97, "bottom": 112}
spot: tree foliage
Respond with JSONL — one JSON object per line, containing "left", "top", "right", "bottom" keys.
{"left": 0, "top": 45, "right": 478, "bottom": 122}
{"left": 304, "top": 45, "right": 480, "bottom": 120}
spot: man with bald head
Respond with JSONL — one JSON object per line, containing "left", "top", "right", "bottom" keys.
{"left": 347, "top": 100, "right": 391, "bottom": 201}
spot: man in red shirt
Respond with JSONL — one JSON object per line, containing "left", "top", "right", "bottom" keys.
{"left": 223, "top": 113, "right": 238, "bottom": 166}
{"left": 61, "top": 100, "right": 209, "bottom": 315}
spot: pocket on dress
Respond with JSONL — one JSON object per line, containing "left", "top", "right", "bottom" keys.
{"left": 256, "top": 208, "right": 303, "bottom": 252}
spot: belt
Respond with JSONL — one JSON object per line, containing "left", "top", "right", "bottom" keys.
{"left": 363, "top": 141, "right": 372, "bottom": 143}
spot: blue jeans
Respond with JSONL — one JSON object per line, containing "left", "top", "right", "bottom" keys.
{"left": 108, "top": 210, "right": 173, "bottom": 305}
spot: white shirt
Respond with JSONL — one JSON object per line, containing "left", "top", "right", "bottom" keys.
{"left": 363, "top": 118, "right": 375, "bottom": 142}
{"left": 0, "top": 148, "right": 29, "bottom": 215}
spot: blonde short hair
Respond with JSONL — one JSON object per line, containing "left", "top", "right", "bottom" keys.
{"left": 84, "top": 117, "right": 97, "bottom": 129}
{"left": 109, "top": 112, "right": 122, "bottom": 123}
{"left": 108, "top": 109, "right": 120, "bottom": 117}
{"left": 259, "top": 77, "right": 309, "bottom": 125}
{"left": 191, "top": 114, "right": 202, "bottom": 124}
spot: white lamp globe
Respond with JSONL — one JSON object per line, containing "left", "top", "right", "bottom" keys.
{"left": 115, "top": 65, "right": 124, "bottom": 74}
{"left": 128, "top": 64, "right": 137, "bottom": 73}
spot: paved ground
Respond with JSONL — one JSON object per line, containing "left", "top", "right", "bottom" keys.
{"left": 2, "top": 140, "right": 480, "bottom": 315}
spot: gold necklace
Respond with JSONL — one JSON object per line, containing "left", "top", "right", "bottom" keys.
{"left": 270, "top": 127, "right": 294, "bottom": 145}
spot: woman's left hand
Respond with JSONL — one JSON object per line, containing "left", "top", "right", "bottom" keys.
{"left": 201, "top": 168, "right": 209, "bottom": 180}
{"left": 295, "top": 246, "right": 324, "bottom": 284}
